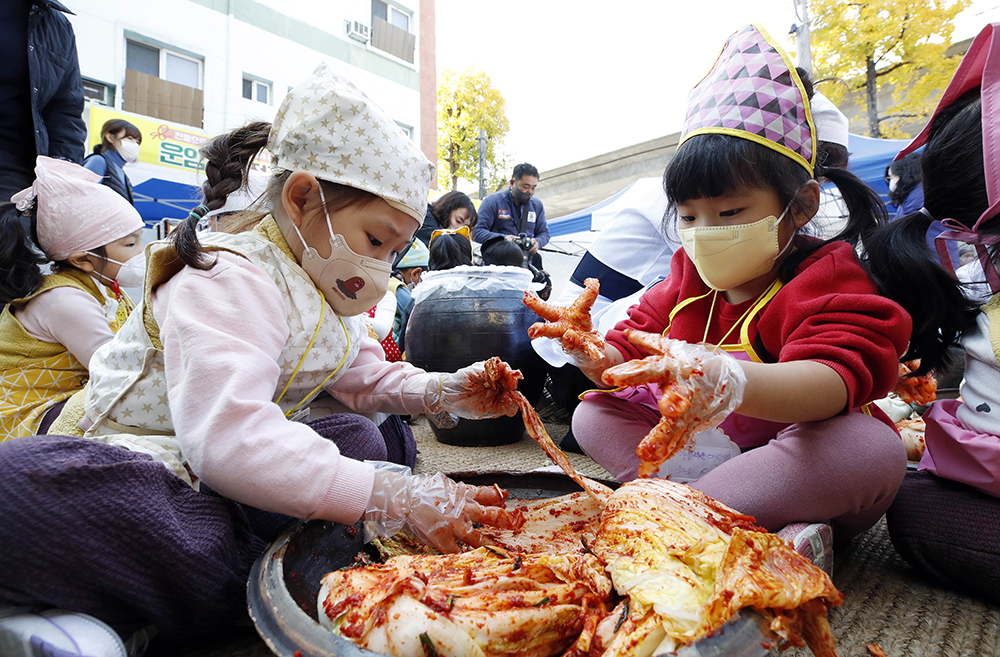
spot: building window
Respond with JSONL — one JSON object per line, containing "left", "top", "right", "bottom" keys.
{"left": 242, "top": 77, "right": 271, "bottom": 104}
{"left": 82, "top": 78, "right": 114, "bottom": 106}
{"left": 395, "top": 121, "right": 414, "bottom": 140}
{"left": 126, "top": 39, "right": 202, "bottom": 89}
{"left": 370, "top": 1, "right": 416, "bottom": 63}
{"left": 372, "top": 0, "right": 410, "bottom": 32}
{"left": 123, "top": 38, "right": 204, "bottom": 127}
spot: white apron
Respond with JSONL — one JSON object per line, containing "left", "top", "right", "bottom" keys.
{"left": 82, "top": 220, "right": 364, "bottom": 487}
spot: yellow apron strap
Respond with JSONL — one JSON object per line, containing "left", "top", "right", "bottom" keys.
{"left": 577, "top": 385, "right": 626, "bottom": 401}
{"left": 664, "top": 289, "right": 714, "bottom": 336}
{"left": 735, "top": 278, "right": 784, "bottom": 362}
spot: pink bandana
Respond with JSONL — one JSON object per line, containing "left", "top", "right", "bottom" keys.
{"left": 681, "top": 24, "right": 816, "bottom": 175}
{"left": 897, "top": 23, "right": 1000, "bottom": 293}
{"left": 10, "top": 156, "right": 144, "bottom": 262}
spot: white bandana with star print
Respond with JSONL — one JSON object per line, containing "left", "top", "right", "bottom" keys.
{"left": 267, "top": 62, "right": 434, "bottom": 224}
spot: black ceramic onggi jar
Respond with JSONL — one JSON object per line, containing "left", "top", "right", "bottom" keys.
{"left": 405, "top": 266, "right": 546, "bottom": 446}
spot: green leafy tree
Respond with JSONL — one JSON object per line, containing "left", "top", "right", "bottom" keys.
{"left": 437, "top": 67, "right": 510, "bottom": 193}
{"left": 810, "top": 0, "right": 970, "bottom": 138}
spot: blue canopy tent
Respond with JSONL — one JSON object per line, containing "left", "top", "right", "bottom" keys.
{"left": 843, "top": 133, "right": 912, "bottom": 208}
{"left": 132, "top": 178, "right": 202, "bottom": 226}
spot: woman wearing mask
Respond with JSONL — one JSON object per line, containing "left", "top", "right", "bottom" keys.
{"left": 83, "top": 118, "right": 142, "bottom": 205}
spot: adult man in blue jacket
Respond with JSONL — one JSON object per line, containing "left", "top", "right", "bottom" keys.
{"left": 0, "top": 0, "right": 86, "bottom": 200}
{"left": 474, "top": 163, "right": 549, "bottom": 268}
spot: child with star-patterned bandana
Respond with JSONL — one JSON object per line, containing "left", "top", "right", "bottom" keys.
{"left": 0, "top": 63, "right": 523, "bottom": 650}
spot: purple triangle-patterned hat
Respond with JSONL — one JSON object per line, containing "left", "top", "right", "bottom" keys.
{"left": 681, "top": 24, "right": 816, "bottom": 175}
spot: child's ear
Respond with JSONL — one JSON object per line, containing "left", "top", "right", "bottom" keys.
{"left": 793, "top": 180, "right": 822, "bottom": 228}
{"left": 411, "top": 268, "right": 422, "bottom": 285}
{"left": 281, "top": 171, "right": 321, "bottom": 227}
{"left": 67, "top": 252, "right": 96, "bottom": 273}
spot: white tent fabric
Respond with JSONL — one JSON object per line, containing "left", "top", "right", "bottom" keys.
{"left": 546, "top": 177, "right": 665, "bottom": 248}
{"left": 535, "top": 178, "right": 672, "bottom": 367}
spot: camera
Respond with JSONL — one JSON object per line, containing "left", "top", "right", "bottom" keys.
{"left": 514, "top": 232, "right": 534, "bottom": 252}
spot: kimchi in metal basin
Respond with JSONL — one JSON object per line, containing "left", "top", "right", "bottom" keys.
{"left": 246, "top": 471, "right": 771, "bottom": 657}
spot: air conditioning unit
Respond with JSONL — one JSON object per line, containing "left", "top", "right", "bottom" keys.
{"left": 345, "top": 20, "right": 370, "bottom": 43}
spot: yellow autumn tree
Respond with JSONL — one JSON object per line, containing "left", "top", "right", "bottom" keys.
{"left": 437, "top": 67, "right": 510, "bottom": 193}
{"left": 809, "top": 0, "right": 970, "bottom": 138}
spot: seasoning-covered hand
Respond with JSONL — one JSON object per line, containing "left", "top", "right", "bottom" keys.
{"left": 603, "top": 330, "right": 747, "bottom": 477}
{"left": 423, "top": 360, "right": 521, "bottom": 427}
{"left": 364, "top": 462, "right": 523, "bottom": 553}
{"left": 524, "top": 278, "right": 613, "bottom": 375}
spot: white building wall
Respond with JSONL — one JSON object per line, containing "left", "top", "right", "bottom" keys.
{"left": 64, "top": 0, "right": 421, "bottom": 140}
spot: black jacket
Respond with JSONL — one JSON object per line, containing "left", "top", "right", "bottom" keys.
{"left": 27, "top": 0, "right": 86, "bottom": 163}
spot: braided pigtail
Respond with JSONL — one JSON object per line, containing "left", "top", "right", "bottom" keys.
{"left": 170, "top": 121, "right": 272, "bottom": 269}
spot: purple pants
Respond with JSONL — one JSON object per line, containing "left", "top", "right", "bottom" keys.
{"left": 887, "top": 470, "right": 1000, "bottom": 605}
{"left": 0, "top": 413, "right": 411, "bottom": 639}
{"left": 573, "top": 394, "right": 907, "bottom": 534}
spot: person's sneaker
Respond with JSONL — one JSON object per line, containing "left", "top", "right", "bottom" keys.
{"left": 775, "top": 522, "right": 834, "bottom": 578}
{"left": 0, "top": 607, "right": 127, "bottom": 657}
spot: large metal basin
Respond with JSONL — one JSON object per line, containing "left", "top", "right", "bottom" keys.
{"left": 247, "top": 471, "right": 771, "bottom": 657}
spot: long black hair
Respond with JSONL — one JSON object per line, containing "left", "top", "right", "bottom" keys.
{"left": 0, "top": 202, "right": 45, "bottom": 305}
{"left": 862, "top": 89, "right": 986, "bottom": 375}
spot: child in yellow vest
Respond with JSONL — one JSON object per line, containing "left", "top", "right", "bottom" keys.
{"left": 0, "top": 156, "right": 144, "bottom": 440}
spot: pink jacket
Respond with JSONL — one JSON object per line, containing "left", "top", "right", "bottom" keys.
{"left": 152, "top": 252, "right": 435, "bottom": 524}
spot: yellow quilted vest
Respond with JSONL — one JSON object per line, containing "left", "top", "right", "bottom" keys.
{"left": 0, "top": 268, "right": 131, "bottom": 440}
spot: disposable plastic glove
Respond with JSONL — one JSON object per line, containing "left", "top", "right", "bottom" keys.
{"left": 524, "top": 278, "right": 612, "bottom": 374}
{"left": 602, "top": 329, "right": 747, "bottom": 477}
{"left": 363, "top": 461, "right": 522, "bottom": 553}
{"left": 423, "top": 360, "right": 520, "bottom": 428}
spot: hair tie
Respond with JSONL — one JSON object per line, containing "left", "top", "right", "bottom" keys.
{"left": 11, "top": 186, "right": 37, "bottom": 212}
{"left": 187, "top": 204, "right": 210, "bottom": 220}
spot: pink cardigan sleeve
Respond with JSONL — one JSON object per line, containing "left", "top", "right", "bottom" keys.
{"left": 152, "top": 252, "right": 375, "bottom": 524}
{"left": 326, "top": 335, "right": 435, "bottom": 415}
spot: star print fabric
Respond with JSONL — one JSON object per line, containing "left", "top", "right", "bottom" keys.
{"left": 267, "top": 62, "right": 435, "bottom": 223}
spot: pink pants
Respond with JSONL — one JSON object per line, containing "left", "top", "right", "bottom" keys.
{"left": 573, "top": 394, "right": 907, "bottom": 534}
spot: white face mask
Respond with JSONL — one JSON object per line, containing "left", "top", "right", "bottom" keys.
{"left": 888, "top": 177, "right": 898, "bottom": 193}
{"left": 678, "top": 201, "right": 795, "bottom": 291}
{"left": 288, "top": 185, "right": 391, "bottom": 316}
{"left": 87, "top": 251, "right": 146, "bottom": 288}
{"left": 117, "top": 140, "right": 140, "bottom": 163}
